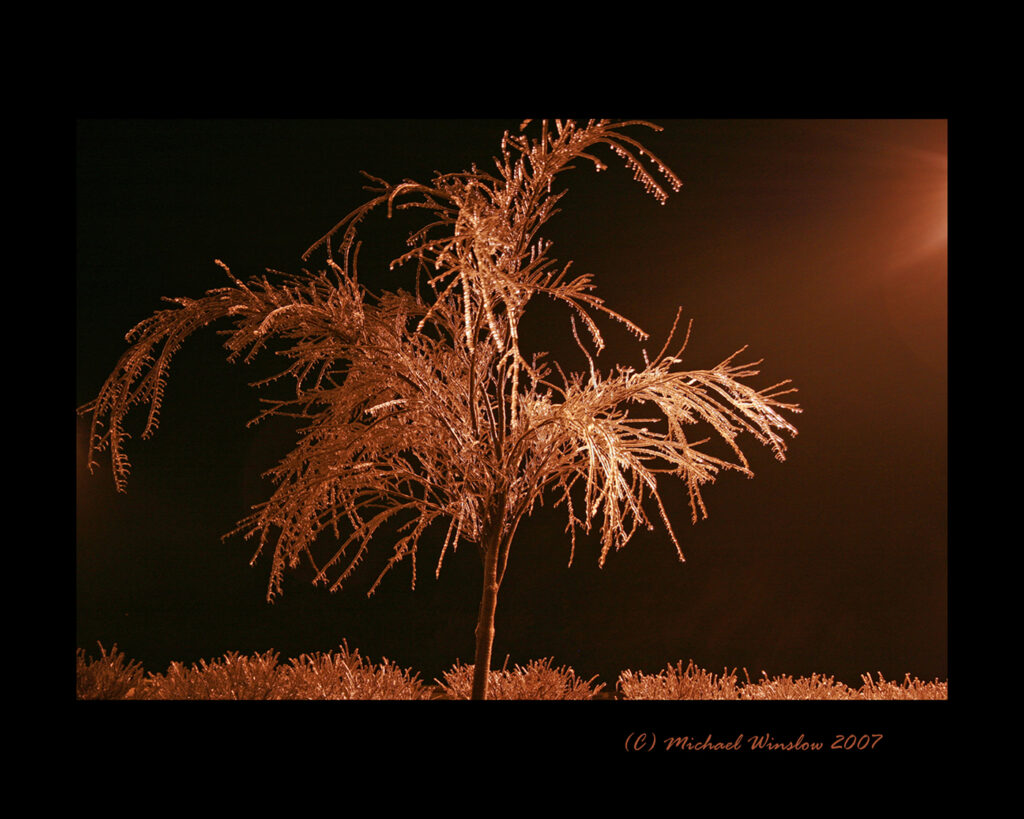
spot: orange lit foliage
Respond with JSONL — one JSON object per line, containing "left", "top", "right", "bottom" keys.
{"left": 81, "top": 120, "right": 799, "bottom": 699}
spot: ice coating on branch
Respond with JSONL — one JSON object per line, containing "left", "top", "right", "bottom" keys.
{"left": 80, "top": 120, "right": 797, "bottom": 602}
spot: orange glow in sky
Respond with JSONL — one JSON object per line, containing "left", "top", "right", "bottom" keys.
{"left": 889, "top": 147, "right": 947, "bottom": 273}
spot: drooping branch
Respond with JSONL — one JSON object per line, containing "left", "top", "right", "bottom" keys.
{"left": 80, "top": 261, "right": 364, "bottom": 492}
{"left": 497, "top": 327, "right": 800, "bottom": 569}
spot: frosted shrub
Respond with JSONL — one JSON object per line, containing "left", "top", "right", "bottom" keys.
{"left": 740, "top": 671, "right": 855, "bottom": 700}
{"left": 142, "top": 650, "right": 289, "bottom": 700}
{"left": 77, "top": 643, "right": 145, "bottom": 700}
{"left": 616, "top": 663, "right": 946, "bottom": 700}
{"left": 285, "top": 642, "right": 433, "bottom": 700}
{"left": 438, "top": 657, "right": 604, "bottom": 700}
{"left": 617, "top": 659, "right": 741, "bottom": 700}
{"left": 74, "top": 642, "right": 948, "bottom": 699}
{"left": 855, "top": 672, "right": 948, "bottom": 700}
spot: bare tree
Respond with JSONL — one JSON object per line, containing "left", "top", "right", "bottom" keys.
{"left": 80, "top": 120, "right": 800, "bottom": 699}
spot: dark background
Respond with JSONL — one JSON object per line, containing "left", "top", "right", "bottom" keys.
{"left": 76, "top": 118, "right": 946, "bottom": 691}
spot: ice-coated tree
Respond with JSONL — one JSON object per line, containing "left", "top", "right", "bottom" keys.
{"left": 80, "top": 120, "right": 800, "bottom": 699}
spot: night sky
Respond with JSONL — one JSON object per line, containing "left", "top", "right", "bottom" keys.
{"left": 76, "top": 118, "right": 947, "bottom": 694}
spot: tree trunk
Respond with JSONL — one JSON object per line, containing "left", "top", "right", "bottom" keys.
{"left": 471, "top": 527, "right": 501, "bottom": 700}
